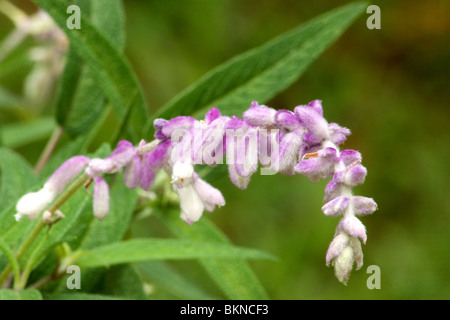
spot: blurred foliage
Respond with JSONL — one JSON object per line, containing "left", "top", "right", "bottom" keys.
{"left": 1, "top": 0, "right": 449, "bottom": 299}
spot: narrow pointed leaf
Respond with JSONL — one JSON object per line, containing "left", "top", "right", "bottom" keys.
{"left": 76, "top": 238, "right": 275, "bottom": 268}
{"left": 149, "top": 2, "right": 366, "bottom": 125}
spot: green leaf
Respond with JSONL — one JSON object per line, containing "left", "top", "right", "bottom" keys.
{"left": 76, "top": 238, "right": 275, "bottom": 268}
{"left": 0, "top": 148, "right": 38, "bottom": 227}
{"left": 101, "top": 265, "right": 147, "bottom": 300}
{"left": 138, "top": 261, "right": 219, "bottom": 300}
{"left": 78, "top": 174, "right": 138, "bottom": 250}
{"left": 43, "top": 292, "right": 127, "bottom": 300}
{"left": 90, "top": 0, "right": 126, "bottom": 51}
{"left": 149, "top": 2, "right": 366, "bottom": 125}
{"left": 53, "top": 46, "right": 83, "bottom": 130}
{"left": 0, "top": 117, "right": 57, "bottom": 148}
{"left": 54, "top": 0, "right": 125, "bottom": 137}
{"left": 35, "top": 0, "right": 149, "bottom": 140}
{"left": 156, "top": 209, "right": 270, "bottom": 300}
{"left": 0, "top": 289, "right": 42, "bottom": 300}
{"left": 0, "top": 86, "right": 21, "bottom": 109}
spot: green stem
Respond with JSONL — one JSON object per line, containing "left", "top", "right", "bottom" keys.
{"left": 0, "top": 239, "right": 20, "bottom": 289}
{"left": 16, "top": 232, "right": 48, "bottom": 289}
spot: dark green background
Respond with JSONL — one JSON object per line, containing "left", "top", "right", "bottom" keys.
{"left": 1, "top": 0, "right": 449, "bottom": 299}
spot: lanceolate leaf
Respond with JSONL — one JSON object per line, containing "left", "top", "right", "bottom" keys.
{"left": 53, "top": 0, "right": 127, "bottom": 137}
{"left": 76, "top": 238, "right": 275, "bottom": 268}
{"left": 149, "top": 2, "right": 366, "bottom": 126}
{"left": 155, "top": 209, "right": 271, "bottom": 300}
{"left": 0, "top": 148, "right": 38, "bottom": 228}
{"left": 35, "top": 0, "right": 149, "bottom": 140}
{"left": 0, "top": 289, "right": 42, "bottom": 300}
{"left": 0, "top": 117, "right": 57, "bottom": 148}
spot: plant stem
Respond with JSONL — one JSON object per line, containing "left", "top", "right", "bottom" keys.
{"left": 34, "top": 126, "right": 64, "bottom": 174}
{"left": 0, "top": 239, "right": 20, "bottom": 289}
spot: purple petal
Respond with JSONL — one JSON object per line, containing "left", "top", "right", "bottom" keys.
{"left": 344, "top": 163, "right": 367, "bottom": 186}
{"left": 242, "top": 101, "right": 276, "bottom": 127}
{"left": 339, "top": 149, "right": 361, "bottom": 166}
{"left": 277, "top": 130, "right": 302, "bottom": 175}
{"left": 149, "top": 140, "right": 172, "bottom": 168}
{"left": 199, "top": 117, "right": 228, "bottom": 166}
{"left": 107, "top": 140, "right": 136, "bottom": 171}
{"left": 139, "top": 161, "right": 156, "bottom": 190}
{"left": 294, "top": 105, "right": 329, "bottom": 140}
{"left": 322, "top": 196, "right": 349, "bottom": 216}
{"left": 307, "top": 100, "right": 323, "bottom": 116}
{"left": 228, "top": 164, "right": 251, "bottom": 189}
{"left": 204, "top": 107, "right": 222, "bottom": 124}
{"left": 350, "top": 237, "right": 364, "bottom": 270}
{"left": 234, "top": 129, "right": 258, "bottom": 177}
{"left": 93, "top": 177, "right": 110, "bottom": 220}
{"left": 339, "top": 216, "right": 367, "bottom": 244}
{"left": 274, "top": 110, "right": 301, "bottom": 131}
{"left": 161, "top": 116, "right": 195, "bottom": 138}
{"left": 45, "top": 155, "right": 90, "bottom": 194}
{"left": 328, "top": 123, "right": 351, "bottom": 145}
{"left": 154, "top": 118, "right": 168, "bottom": 139}
{"left": 225, "top": 115, "right": 247, "bottom": 130}
{"left": 324, "top": 178, "right": 343, "bottom": 203}
{"left": 326, "top": 233, "right": 349, "bottom": 266}
{"left": 123, "top": 154, "right": 142, "bottom": 189}
{"left": 257, "top": 128, "right": 280, "bottom": 168}
{"left": 295, "top": 147, "right": 337, "bottom": 182}
{"left": 352, "top": 196, "right": 378, "bottom": 215}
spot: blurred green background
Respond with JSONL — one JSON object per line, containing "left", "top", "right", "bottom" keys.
{"left": 1, "top": 0, "right": 449, "bottom": 299}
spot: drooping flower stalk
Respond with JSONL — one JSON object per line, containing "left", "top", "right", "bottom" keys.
{"left": 13, "top": 100, "right": 377, "bottom": 284}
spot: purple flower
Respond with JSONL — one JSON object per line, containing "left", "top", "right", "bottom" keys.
{"left": 86, "top": 140, "right": 136, "bottom": 177}
{"left": 328, "top": 123, "right": 351, "bottom": 145}
{"left": 161, "top": 116, "right": 196, "bottom": 139}
{"left": 242, "top": 101, "right": 276, "bottom": 127}
{"left": 123, "top": 153, "right": 142, "bottom": 189}
{"left": 45, "top": 155, "right": 90, "bottom": 194}
{"left": 339, "top": 149, "right": 361, "bottom": 166}
{"left": 326, "top": 233, "right": 349, "bottom": 266}
{"left": 322, "top": 196, "right": 350, "bottom": 216}
{"left": 225, "top": 117, "right": 258, "bottom": 188}
{"left": 204, "top": 107, "right": 222, "bottom": 124}
{"left": 295, "top": 147, "right": 338, "bottom": 182}
{"left": 294, "top": 102, "right": 329, "bottom": 141}
{"left": 352, "top": 196, "right": 378, "bottom": 215}
{"left": 154, "top": 118, "right": 168, "bottom": 140}
{"left": 15, "top": 155, "right": 90, "bottom": 221}
{"left": 277, "top": 129, "right": 303, "bottom": 175}
{"left": 140, "top": 140, "right": 172, "bottom": 190}
{"left": 274, "top": 110, "right": 301, "bottom": 131}
{"left": 338, "top": 216, "right": 367, "bottom": 244}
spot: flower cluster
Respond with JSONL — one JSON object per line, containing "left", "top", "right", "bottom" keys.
{"left": 14, "top": 100, "right": 377, "bottom": 284}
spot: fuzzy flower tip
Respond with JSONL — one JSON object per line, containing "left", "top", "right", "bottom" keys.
{"left": 14, "top": 155, "right": 90, "bottom": 221}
